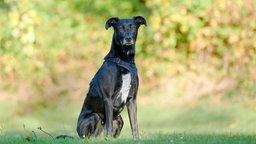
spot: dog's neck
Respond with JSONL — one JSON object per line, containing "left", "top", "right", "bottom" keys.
{"left": 105, "top": 34, "right": 136, "bottom": 64}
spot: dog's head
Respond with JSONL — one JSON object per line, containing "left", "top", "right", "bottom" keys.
{"left": 105, "top": 16, "right": 147, "bottom": 58}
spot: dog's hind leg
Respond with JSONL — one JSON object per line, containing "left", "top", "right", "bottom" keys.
{"left": 77, "top": 113, "right": 103, "bottom": 138}
{"left": 113, "top": 115, "right": 124, "bottom": 138}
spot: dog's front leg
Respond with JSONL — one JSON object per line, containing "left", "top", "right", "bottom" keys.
{"left": 104, "top": 98, "right": 113, "bottom": 137}
{"left": 127, "top": 98, "right": 139, "bottom": 139}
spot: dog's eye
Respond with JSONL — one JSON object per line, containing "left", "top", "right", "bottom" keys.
{"left": 119, "top": 26, "right": 125, "bottom": 31}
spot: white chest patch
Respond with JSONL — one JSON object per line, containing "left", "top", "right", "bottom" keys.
{"left": 118, "top": 73, "right": 131, "bottom": 103}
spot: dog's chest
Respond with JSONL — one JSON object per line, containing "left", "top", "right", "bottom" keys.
{"left": 114, "top": 72, "right": 131, "bottom": 106}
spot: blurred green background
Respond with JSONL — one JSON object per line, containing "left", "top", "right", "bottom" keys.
{"left": 0, "top": 0, "right": 256, "bottom": 137}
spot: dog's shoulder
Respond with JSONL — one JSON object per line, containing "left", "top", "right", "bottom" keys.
{"left": 92, "top": 61, "right": 122, "bottom": 83}
{"left": 100, "top": 61, "right": 121, "bottom": 74}
{"left": 88, "top": 61, "right": 123, "bottom": 98}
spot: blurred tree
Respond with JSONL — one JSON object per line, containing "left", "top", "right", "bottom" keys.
{"left": 0, "top": 0, "right": 255, "bottom": 112}
{"left": 70, "top": 0, "right": 150, "bottom": 18}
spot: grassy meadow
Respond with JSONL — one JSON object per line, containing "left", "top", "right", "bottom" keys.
{"left": 1, "top": 0, "right": 256, "bottom": 143}
{"left": 1, "top": 95, "right": 256, "bottom": 143}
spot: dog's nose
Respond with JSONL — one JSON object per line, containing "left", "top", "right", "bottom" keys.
{"left": 125, "top": 37, "right": 132, "bottom": 42}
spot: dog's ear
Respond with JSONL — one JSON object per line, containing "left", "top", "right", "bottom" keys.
{"left": 105, "top": 17, "right": 119, "bottom": 30}
{"left": 133, "top": 16, "right": 147, "bottom": 27}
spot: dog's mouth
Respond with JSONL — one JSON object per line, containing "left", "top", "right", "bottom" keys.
{"left": 124, "top": 43, "right": 133, "bottom": 46}
{"left": 122, "top": 39, "right": 134, "bottom": 46}
{"left": 118, "top": 39, "right": 135, "bottom": 57}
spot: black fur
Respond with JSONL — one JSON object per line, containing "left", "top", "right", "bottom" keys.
{"left": 77, "top": 16, "right": 146, "bottom": 139}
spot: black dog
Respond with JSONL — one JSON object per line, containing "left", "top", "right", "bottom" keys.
{"left": 77, "top": 16, "right": 146, "bottom": 139}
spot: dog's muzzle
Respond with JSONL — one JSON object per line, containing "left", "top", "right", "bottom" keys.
{"left": 123, "top": 36, "right": 134, "bottom": 46}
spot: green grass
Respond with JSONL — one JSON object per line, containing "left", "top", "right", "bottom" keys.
{"left": 1, "top": 133, "right": 255, "bottom": 144}
{"left": 0, "top": 97, "right": 256, "bottom": 143}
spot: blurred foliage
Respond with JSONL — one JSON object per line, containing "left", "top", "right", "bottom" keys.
{"left": 143, "top": 0, "right": 256, "bottom": 97}
{"left": 0, "top": 0, "right": 256, "bottom": 110}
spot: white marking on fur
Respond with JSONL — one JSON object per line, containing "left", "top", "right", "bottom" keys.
{"left": 119, "top": 73, "right": 131, "bottom": 103}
